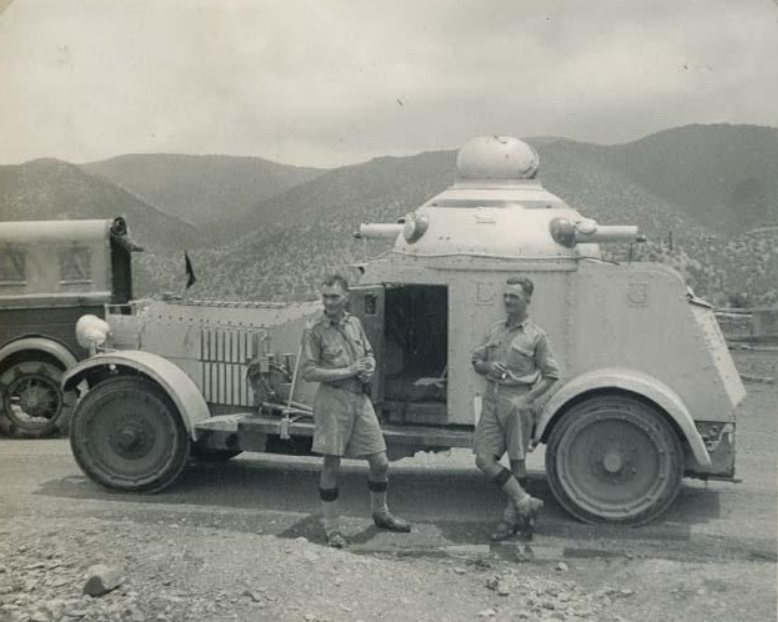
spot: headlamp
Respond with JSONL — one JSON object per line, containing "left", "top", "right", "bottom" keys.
{"left": 75, "top": 314, "right": 111, "bottom": 353}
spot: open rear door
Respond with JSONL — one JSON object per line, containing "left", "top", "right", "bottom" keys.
{"left": 349, "top": 284, "right": 385, "bottom": 404}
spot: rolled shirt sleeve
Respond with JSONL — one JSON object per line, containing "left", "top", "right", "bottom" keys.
{"left": 301, "top": 327, "right": 323, "bottom": 382}
{"left": 535, "top": 333, "right": 561, "bottom": 380}
{"left": 471, "top": 343, "right": 488, "bottom": 366}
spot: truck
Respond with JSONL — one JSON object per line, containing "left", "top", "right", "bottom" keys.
{"left": 62, "top": 136, "right": 745, "bottom": 525}
{"left": 0, "top": 217, "right": 136, "bottom": 437}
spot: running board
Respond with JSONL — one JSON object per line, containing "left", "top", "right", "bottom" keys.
{"left": 193, "top": 413, "right": 474, "bottom": 452}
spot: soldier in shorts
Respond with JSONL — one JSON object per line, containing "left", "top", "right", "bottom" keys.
{"left": 472, "top": 276, "right": 560, "bottom": 540}
{"left": 302, "top": 274, "right": 411, "bottom": 548}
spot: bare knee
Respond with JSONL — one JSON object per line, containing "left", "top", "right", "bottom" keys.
{"left": 367, "top": 451, "right": 389, "bottom": 479}
{"left": 475, "top": 453, "right": 498, "bottom": 474}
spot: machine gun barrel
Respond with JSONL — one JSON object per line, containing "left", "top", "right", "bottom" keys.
{"left": 575, "top": 225, "right": 644, "bottom": 244}
{"left": 550, "top": 217, "right": 645, "bottom": 247}
{"left": 354, "top": 223, "right": 404, "bottom": 239}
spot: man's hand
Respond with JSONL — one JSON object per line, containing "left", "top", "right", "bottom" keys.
{"left": 351, "top": 357, "right": 374, "bottom": 382}
{"left": 489, "top": 361, "right": 509, "bottom": 380}
{"left": 512, "top": 395, "right": 535, "bottom": 416}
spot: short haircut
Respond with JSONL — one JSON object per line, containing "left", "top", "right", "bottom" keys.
{"left": 322, "top": 274, "right": 349, "bottom": 292}
{"left": 506, "top": 276, "right": 533, "bottom": 297}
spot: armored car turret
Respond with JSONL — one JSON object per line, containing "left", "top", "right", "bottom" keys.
{"left": 63, "top": 136, "right": 744, "bottom": 525}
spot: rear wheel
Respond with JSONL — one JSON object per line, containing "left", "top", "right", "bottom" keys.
{"left": 545, "top": 394, "right": 684, "bottom": 525}
{"left": 0, "top": 360, "right": 72, "bottom": 438}
{"left": 70, "top": 376, "right": 190, "bottom": 493}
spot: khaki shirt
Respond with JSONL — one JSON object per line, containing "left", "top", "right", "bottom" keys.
{"left": 301, "top": 312, "right": 375, "bottom": 387}
{"left": 472, "top": 318, "right": 560, "bottom": 386}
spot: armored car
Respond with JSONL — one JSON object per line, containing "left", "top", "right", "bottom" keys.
{"left": 63, "top": 136, "right": 744, "bottom": 525}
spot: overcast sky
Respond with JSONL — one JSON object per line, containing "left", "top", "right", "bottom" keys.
{"left": 1, "top": 0, "right": 776, "bottom": 168}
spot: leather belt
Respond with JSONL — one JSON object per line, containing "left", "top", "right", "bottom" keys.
{"left": 487, "top": 380, "right": 531, "bottom": 390}
{"left": 325, "top": 378, "right": 365, "bottom": 394}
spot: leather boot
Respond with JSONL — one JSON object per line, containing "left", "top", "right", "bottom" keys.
{"left": 516, "top": 496, "right": 543, "bottom": 541}
{"left": 373, "top": 511, "right": 412, "bottom": 532}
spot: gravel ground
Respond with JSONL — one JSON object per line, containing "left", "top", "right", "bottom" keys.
{"left": 0, "top": 515, "right": 636, "bottom": 622}
{"left": 1, "top": 512, "right": 775, "bottom": 622}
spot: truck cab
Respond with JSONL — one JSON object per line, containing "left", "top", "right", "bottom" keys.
{"left": 0, "top": 217, "right": 136, "bottom": 437}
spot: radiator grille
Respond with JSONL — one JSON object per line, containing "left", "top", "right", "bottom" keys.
{"left": 200, "top": 328, "right": 267, "bottom": 406}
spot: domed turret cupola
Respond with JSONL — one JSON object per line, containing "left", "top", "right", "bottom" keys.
{"left": 456, "top": 136, "right": 539, "bottom": 181}
{"left": 355, "top": 136, "right": 642, "bottom": 263}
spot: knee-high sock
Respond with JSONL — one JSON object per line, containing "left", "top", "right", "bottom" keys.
{"left": 493, "top": 467, "right": 529, "bottom": 507}
{"left": 368, "top": 479, "right": 389, "bottom": 515}
{"left": 510, "top": 459, "right": 527, "bottom": 482}
{"left": 320, "top": 487, "right": 340, "bottom": 535}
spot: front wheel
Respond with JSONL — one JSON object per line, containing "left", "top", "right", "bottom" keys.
{"left": 70, "top": 376, "right": 190, "bottom": 493}
{"left": 545, "top": 394, "right": 684, "bottom": 525}
{"left": 0, "top": 360, "right": 72, "bottom": 438}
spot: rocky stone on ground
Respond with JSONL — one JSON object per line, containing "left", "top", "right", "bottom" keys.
{"left": 82, "top": 564, "right": 122, "bottom": 597}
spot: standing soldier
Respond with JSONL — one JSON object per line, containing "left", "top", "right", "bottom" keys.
{"left": 302, "top": 274, "right": 411, "bottom": 548}
{"left": 472, "top": 276, "right": 560, "bottom": 540}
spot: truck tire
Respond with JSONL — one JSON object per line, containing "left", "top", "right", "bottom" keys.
{"left": 70, "top": 376, "right": 190, "bottom": 493}
{"left": 545, "top": 394, "right": 684, "bottom": 525}
{"left": 0, "top": 359, "right": 72, "bottom": 439}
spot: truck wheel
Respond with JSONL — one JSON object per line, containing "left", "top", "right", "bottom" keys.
{"left": 545, "top": 394, "right": 683, "bottom": 525}
{"left": 70, "top": 376, "right": 190, "bottom": 493}
{"left": 0, "top": 360, "right": 72, "bottom": 439}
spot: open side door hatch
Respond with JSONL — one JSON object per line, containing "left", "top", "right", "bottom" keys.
{"left": 349, "top": 284, "right": 385, "bottom": 404}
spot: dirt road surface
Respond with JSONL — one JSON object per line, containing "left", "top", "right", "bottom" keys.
{"left": 1, "top": 351, "right": 776, "bottom": 622}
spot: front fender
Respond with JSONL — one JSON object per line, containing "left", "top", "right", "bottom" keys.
{"left": 536, "top": 367, "right": 712, "bottom": 470}
{"left": 0, "top": 337, "right": 79, "bottom": 370}
{"left": 62, "top": 351, "right": 210, "bottom": 440}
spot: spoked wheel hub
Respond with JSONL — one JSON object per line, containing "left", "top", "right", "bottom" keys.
{"left": 0, "top": 361, "right": 70, "bottom": 438}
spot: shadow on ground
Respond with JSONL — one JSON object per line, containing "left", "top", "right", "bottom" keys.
{"left": 34, "top": 454, "right": 727, "bottom": 550}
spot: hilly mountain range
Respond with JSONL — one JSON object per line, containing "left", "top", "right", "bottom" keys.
{"left": 82, "top": 154, "right": 324, "bottom": 242}
{"left": 0, "top": 158, "right": 205, "bottom": 251}
{"left": 1, "top": 124, "right": 776, "bottom": 306}
{"left": 603, "top": 124, "right": 778, "bottom": 235}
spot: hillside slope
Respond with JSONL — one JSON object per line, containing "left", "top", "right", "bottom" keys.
{"left": 82, "top": 154, "right": 325, "bottom": 241}
{"left": 603, "top": 124, "right": 778, "bottom": 234}
{"left": 0, "top": 158, "right": 205, "bottom": 251}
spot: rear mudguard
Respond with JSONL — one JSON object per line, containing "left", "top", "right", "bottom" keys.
{"left": 0, "top": 336, "right": 78, "bottom": 370}
{"left": 62, "top": 351, "right": 210, "bottom": 440}
{"left": 535, "top": 367, "right": 712, "bottom": 470}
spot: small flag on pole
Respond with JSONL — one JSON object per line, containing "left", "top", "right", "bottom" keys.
{"left": 184, "top": 252, "right": 196, "bottom": 289}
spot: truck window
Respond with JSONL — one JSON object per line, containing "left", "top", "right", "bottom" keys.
{"left": 0, "top": 247, "right": 26, "bottom": 285}
{"left": 59, "top": 247, "right": 92, "bottom": 284}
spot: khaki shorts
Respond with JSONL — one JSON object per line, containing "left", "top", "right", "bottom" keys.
{"left": 473, "top": 383, "right": 533, "bottom": 461}
{"left": 312, "top": 383, "right": 387, "bottom": 458}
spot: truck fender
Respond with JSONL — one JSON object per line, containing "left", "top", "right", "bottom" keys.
{"left": 0, "top": 336, "right": 79, "bottom": 370}
{"left": 535, "top": 367, "right": 712, "bottom": 469}
{"left": 62, "top": 350, "right": 210, "bottom": 440}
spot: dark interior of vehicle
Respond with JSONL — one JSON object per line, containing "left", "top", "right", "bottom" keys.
{"left": 381, "top": 284, "right": 448, "bottom": 425}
